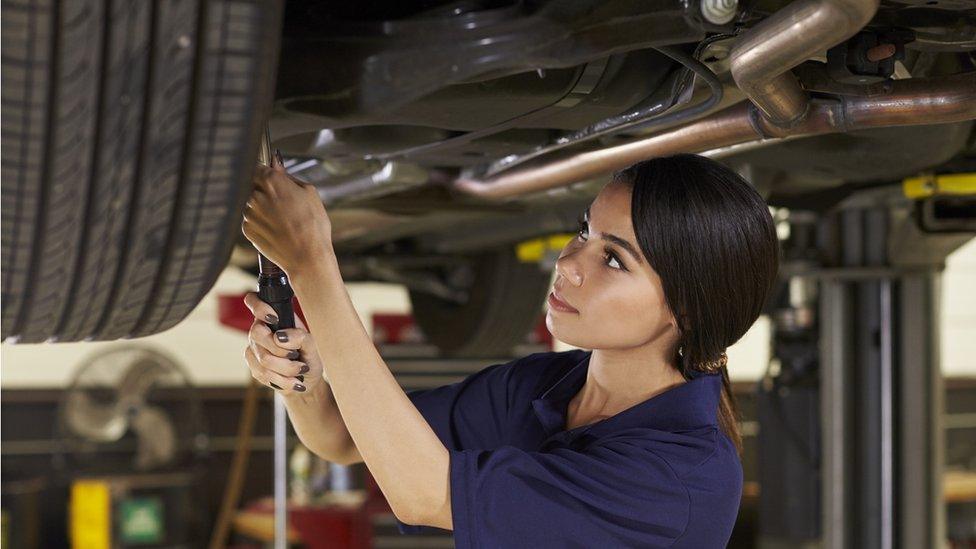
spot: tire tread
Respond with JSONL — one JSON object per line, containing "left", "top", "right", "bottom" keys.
{"left": 1, "top": 0, "right": 281, "bottom": 343}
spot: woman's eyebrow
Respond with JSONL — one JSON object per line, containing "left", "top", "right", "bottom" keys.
{"left": 584, "top": 206, "right": 644, "bottom": 265}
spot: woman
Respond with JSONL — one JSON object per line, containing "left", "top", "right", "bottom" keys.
{"left": 241, "top": 153, "right": 779, "bottom": 548}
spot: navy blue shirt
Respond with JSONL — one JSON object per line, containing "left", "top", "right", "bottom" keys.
{"left": 395, "top": 349, "right": 742, "bottom": 548}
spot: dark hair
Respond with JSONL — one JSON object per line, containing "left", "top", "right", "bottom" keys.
{"left": 612, "top": 153, "right": 779, "bottom": 455}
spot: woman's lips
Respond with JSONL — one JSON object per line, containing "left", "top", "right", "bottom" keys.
{"left": 548, "top": 291, "right": 579, "bottom": 313}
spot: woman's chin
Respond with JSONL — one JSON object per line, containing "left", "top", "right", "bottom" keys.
{"left": 545, "top": 310, "right": 561, "bottom": 338}
{"left": 545, "top": 312, "right": 585, "bottom": 348}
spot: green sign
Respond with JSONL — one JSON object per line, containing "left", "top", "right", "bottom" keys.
{"left": 119, "top": 497, "right": 164, "bottom": 544}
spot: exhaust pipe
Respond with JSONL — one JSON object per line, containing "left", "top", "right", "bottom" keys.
{"left": 452, "top": 72, "right": 976, "bottom": 200}
{"left": 728, "top": 0, "right": 879, "bottom": 127}
{"left": 451, "top": 0, "right": 972, "bottom": 201}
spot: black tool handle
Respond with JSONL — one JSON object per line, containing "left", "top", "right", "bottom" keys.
{"left": 258, "top": 271, "right": 295, "bottom": 332}
{"left": 258, "top": 270, "right": 298, "bottom": 388}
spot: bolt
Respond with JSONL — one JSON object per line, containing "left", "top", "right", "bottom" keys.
{"left": 701, "top": 0, "right": 738, "bottom": 25}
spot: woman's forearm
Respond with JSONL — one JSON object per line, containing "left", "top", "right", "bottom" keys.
{"left": 242, "top": 144, "right": 448, "bottom": 526}
{"left": 282, "top": 379, "right": 355, "bottom": 463}
{"left": 288, "top": 251, "right": 450, "bottom": 525}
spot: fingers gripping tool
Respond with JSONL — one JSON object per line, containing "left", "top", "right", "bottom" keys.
{"left": 256, "top": 128, "right": 300, "bottom": 388}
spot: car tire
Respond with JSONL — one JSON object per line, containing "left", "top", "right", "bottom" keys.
{"left": 1, "top": 0, "right": 281, "bottom": 343}
{"left": 408, "top": 246, "right": 552, "bottom": 358}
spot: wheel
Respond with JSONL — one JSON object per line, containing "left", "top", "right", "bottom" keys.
{"left": 1, "top": 0, "right": 282, "bottom": 343}
{"left": 408, "top": 246, "right": 552, "bottom": 358}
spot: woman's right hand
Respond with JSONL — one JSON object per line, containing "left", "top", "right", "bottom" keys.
{"left": 243, "top": 292, "right": 324, "bottom": 394}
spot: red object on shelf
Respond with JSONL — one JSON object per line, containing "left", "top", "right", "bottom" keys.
{"left": 244, "top": 498, "right": 373, "bottom": 549}
{"left": 370, "top": 313, "right": 422, "bottom": 344}
{"left": 290, "top": 504, "right": 373, "bottom": 549}
{"left": 218, "top": 293, "right": 307, "bottom": 333}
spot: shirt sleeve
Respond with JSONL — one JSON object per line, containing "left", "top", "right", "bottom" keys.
{"left": 394, "top": 355, "right": 529, "bottom": 535}
{"left": 447, "top": 443, "right": 691, "bottom": 548}
{"left": 403, "top": 360, "right": 518, "bottom": 450}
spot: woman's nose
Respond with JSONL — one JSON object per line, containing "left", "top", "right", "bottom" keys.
{"left": 555, "top": 251, "right": 583, "bottom": 286}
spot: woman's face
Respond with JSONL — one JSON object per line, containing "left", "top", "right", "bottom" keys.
{"left": 547, "top": 181, "right": 679, "bottom": 351}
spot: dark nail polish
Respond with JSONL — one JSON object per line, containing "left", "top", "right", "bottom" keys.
{"left": 270, "top": 382, "right": 282, "bottom": 390}
{"left": 296, "top": 375, "right": 304, "bottom": 383}
{"left": 287, "top": 350, "right": 301, "bottom": 360}
{"left": 298, "top": 364, "right": 309, "bottom": 374}
{"left": 276, "top": 331, "right": 288, "bottom": 343}
{"left": 265, "top": 313, "right": 279, "bottom": 324}
{"left": 293, "top": 382, "right": 306, "bottom": 392}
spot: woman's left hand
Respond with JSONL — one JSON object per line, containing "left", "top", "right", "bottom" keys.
{"left": 241, "top": 162, "right": 333, "bottom": 275}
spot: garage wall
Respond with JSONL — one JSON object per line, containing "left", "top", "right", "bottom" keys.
{"left": 942, "top": 237, "right": 976, "bottom": 377}
{"left": 2, "top": 237, "right": 974, "bottom": 388}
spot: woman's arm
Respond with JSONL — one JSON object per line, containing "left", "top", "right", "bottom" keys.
{"left": 240, "top": 164, "right": 450, "bottom": 526}
{"left": 287, "top": 254, "right": 450, "bottom": 526}
{"left": 282, "top": 381, "right": 363, "bottom": 465}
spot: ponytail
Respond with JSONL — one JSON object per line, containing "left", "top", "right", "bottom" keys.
{"left": 678, "top": 347, "right": 743, "bottom": 456}
{"left": 717, "top": 366, "right": 742, "bottom": 455}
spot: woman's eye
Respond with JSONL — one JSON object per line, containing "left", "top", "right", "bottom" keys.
{"left": 576, "top": 218, "right": 588, "bottom": 239}
{"left": 604, "top": 250, "right": 623, "bottom": 270}
{"left": 576, "top": 217, "right": 624, "bottom": 271}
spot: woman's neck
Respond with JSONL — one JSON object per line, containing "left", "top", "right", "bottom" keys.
{"left": 566, "top": 347, "right": 686, "bottom": 429}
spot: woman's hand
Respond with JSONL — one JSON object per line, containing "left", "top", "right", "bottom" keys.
{"left": 241, "top": 160, "right": 333, "bottom": 276}
{"left": 242, "top": 291, "right": 326, "bottom": 394}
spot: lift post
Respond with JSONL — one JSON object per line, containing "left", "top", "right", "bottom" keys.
{"left": 762, "top": 179, "right": 974, "bottom": 549}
